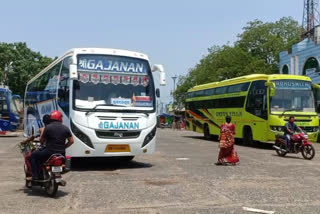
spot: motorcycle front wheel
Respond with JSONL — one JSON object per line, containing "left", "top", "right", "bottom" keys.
{"left": 301, "top": 144, "right": 315, "bottom": 160}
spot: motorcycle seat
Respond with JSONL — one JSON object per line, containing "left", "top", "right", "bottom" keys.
{"left": 44, "top": 154, "right": 65, "bottom": 165}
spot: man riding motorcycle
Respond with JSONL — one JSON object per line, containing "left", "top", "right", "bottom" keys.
{"left": 30, "top": 110, "right": 74, "bottom": 180}
{"left": 284, "top": 116, "right": 303, "bottom": 152}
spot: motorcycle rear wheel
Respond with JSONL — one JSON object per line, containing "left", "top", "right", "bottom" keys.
{"left": 275, "top": 142, "right": 287, "bottom": 157}
{"left": 301, "top": 144, "right": 315, "bottom": 160}
{"left": 45, "top": 173, "right": 58, "bottom": 197}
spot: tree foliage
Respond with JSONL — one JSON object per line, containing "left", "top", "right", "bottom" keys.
{"left": 174, "top": 17, "right": 301, "bottom": 106}
{"left": 0, "top": 42, "right": 53, "bottom": 96}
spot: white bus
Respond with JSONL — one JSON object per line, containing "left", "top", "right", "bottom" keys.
{"left": 24, "top": 48, "right": 165, "bottom": 160}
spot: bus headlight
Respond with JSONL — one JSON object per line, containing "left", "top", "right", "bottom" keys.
{"left": 141, "top": 126, "right": 156, "bottom": 148}
{"left": 70, "top": 120, "right": 94, "bottom": 149}
{"left": 270, "top": 126, "right": 283, "bottom": 132}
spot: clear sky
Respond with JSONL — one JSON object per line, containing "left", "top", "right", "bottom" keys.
{"left": 0, "top": 0, "right": 303, "bottom": 104}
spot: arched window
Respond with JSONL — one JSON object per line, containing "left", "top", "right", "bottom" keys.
{"left": 303, "top": 57, "right": 320, "bottom": 75}
{"left": 282, "top": 65, "right": 289, "bottom": 74}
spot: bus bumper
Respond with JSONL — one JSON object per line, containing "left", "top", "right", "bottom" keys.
{"left": 66, "top": 122, "right": 157, "bottom": 157}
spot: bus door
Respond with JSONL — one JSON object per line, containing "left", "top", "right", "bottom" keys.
{"left": 245, "top": 80, "right": 268, "bottom": 142}
{"left": 312, "top": 84, "right": 320, "bottom": 119}
{"left": 0, "top": 90, "right": 10, "bottom": 131}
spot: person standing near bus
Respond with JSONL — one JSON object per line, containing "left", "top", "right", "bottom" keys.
{"left": 216, "top": 116, "right": 239, "bottom": 165}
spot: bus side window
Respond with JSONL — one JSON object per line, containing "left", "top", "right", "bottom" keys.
{"left": 246, "top": 80, "right": 267, "bottom": 120}
{"left": 58, "top": 57, "right": 71, "bottom": 116}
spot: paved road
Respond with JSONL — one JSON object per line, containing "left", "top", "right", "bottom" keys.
{"left": 1, "top": 129, "right": 320, "bottom": 213}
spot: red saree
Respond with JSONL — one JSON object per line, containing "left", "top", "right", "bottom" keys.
{"left": 217, "top": 123, "right": 239, "bottom": 164}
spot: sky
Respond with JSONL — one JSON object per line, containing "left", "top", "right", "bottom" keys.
{"left": 0, "top": 0, "right": 304, "bottom": 104}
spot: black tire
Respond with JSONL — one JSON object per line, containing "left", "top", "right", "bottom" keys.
{"left": 275, "top": 142, "right": 287, "bottom": 157}
{"left": 243, "top": 127, "right": 254, "bottom": 146}
{"left": 203, "top": 124, "right": 211, "bottom": 140}
{"left": 211, "top": 135, "right": 219, "bottom": 141}
{"left": 301, "top": 144, "right": 315, "bottom": 160}
{"left": 45, "top": 175, "right": 58, "bottom": 197}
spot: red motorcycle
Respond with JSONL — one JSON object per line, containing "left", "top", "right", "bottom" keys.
{"left": 20, "top": 142, "right": 70, "bottom": 197}
{"left": 273, "top": 132, "right": 315, "bottom": 160}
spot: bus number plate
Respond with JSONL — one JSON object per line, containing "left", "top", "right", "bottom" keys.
{"left": 105, "top": 144, "right": 130, "bottom": 152}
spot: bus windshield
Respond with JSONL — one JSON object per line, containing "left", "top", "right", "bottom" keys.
{"left": 270, "top": 80, "right": 315, "bottom": 113}
{"left": 73, "top": 54, "right": 155, "bottom": 111}
{"left": 8, "top": 93, "right": 19, "bottom": 115}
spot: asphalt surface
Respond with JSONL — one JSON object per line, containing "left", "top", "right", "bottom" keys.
{"left": 1, "top": 129, "right": 320, "bottom": 213}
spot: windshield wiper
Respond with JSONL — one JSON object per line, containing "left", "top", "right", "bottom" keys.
{"left": 280, "top": 108, "right": 303, "bottom": 116}
{"left": 85, "top": 104, "right": 127, "bottom": 115}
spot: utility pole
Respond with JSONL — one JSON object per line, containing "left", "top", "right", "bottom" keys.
{"left": 171, "top": 75, "right": 177, "bottom": 104}
{"left": 4, "top": 62, "right": 13, "bottom": 87}
{"left": 302, "top": 0, "right": 320, "bottom": 40}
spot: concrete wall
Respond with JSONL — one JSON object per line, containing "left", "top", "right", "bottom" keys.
{"left": 279, "top": 38, "right": 320, "bottom": 77}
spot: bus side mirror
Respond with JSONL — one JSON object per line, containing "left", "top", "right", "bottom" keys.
{"left": 265, "top": 82, "right": 276, "bottom": 97}
{"left": 156, "top": 88, "right": 160, "bottom": 98}
{"left": 152, "top": 64, "right": 166, "bottom": 86}
{"left": 69, "top": 64, "right": 78, "bottom": 79}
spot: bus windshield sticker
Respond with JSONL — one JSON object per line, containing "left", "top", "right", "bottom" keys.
{"left": 91, "top": 74, "right": 100, "bottom": 84}
{"left": 274, "top": 80, "right": 311, "bottom": 90}
{"left": 141, "top": 76, "right": 150, "bottom": 87}
{"left": 79, "top": 73, "right": 89, "bottom": 83}
{"left": 111, "top": 98, "right": 131, "bottom": 106}
{"left": 101, "top": 74, "right": 110, "bottom": 84}
{"left": 78, "top": 55, "right": 148, "bottom": 74}
{"left": 111, "top": 75, "right": 120, "bottom": 85}
{"left": 121, "top": 75, "right": 131, "bottom": 85}
{"left": 133, "top": 96, "right": 152, "bottom": 107}
{"left": 131, "top": 76, "right": 140, "bottom": 86}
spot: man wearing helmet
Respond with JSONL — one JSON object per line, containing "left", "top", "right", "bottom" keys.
{"left": 30, "top": 110, "right": 74, "bottom": 180}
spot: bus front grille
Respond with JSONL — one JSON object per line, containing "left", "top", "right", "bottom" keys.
{"left": 95, "top": 130, "right": 141, "bottom": 139}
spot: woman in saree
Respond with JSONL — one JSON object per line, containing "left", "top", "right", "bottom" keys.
{"left": 216, "top": 116, "right": 239, "bottom": 165}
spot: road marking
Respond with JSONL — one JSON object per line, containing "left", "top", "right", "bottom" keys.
{"left": 242, "top": 207, "right": 275, "bottom": 214}
{"left": 176, "top": 158, "right": 190, "bottom": 161}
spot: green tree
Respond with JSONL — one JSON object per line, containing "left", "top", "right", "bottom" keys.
{"left": 174, "top": 17, "right": 301, "bottom": 107}
{"left": 0, "top": 42, "right": 54, "bottom": 96}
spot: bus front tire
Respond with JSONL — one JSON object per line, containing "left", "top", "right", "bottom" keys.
{"left": 243, "top": 127, "right": 254, "bottom": 146}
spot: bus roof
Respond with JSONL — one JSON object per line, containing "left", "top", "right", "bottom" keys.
{"left": 27, "top": 48, "right": 150, "bottom": 85}
{"left": 187, "top": 74, "right": 312, "bottom": 92}
{"left": 68, "top": 48, "right": 150, "bottom": 61}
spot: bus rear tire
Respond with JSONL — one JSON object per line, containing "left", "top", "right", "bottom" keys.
{"left": 243, "top": 126, "right": 254, "bottom": 146}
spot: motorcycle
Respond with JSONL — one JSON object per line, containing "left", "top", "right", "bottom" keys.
{"left": 20, "top": 141, "right": 70, "bottom": 197}
{"left": 273, "top": 132, "right": 315, "bottom": 160}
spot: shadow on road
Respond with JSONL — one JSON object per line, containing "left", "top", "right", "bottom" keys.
{"left": 271, "top": 154, "right": 304, "bottom": 160}
{"left": 17, "top": 186, "right": 69, "bottom": 198}
{"left": 182, "top": 135, "right": 274, "bottom": 150}
{"left": 71, "top": 158, "right": 153, "bottom": 171}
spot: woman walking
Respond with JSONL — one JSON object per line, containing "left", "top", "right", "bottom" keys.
{"left": 216, "top": 116, "right": 239, "bottom": 165}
